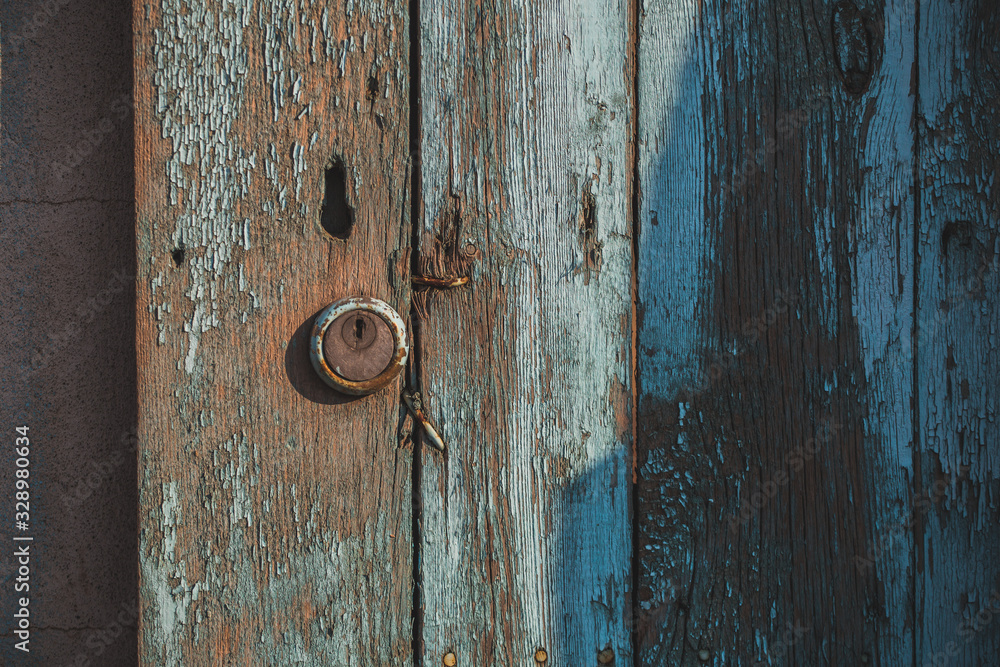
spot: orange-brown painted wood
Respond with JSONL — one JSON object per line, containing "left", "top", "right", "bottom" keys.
{"left": 134, "top": 1, "right": 413, "bottom": 662}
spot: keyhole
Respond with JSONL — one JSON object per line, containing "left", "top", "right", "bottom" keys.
{"left": 340, "top": 312, "right": 378, "bottom": 350}
{"left": 320, "top": 160, "right": 355, "bottom": 239}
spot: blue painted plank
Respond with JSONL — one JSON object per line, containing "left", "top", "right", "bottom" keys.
{"left": 635, "top": 1, "right": 916, "bottom": 663}
{"left": 915, "top": 3, "right": 1000, "bottom": 664}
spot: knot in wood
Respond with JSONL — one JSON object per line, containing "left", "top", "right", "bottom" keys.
{"left": 832, "top": 1, "right": 880, "bottom": 95}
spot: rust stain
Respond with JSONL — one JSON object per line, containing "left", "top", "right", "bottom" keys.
{"left": 609, "top": 374, "right": 631, "bottom": 445}
{"left": 574, "top": 180, "right": 603, "bottom": 285}
{"left": 412, "top": 274, "right": 470, "bottom": 288}
{"left": 402, "top": 391, "right": 446, "bottom": 451}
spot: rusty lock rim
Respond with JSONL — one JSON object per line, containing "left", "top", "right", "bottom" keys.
{"left": 309, "top": 296, "right": 408, "bottom": 396}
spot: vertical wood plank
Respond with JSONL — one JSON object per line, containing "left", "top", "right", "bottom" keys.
{"left": 415, "top": 1, "right": 634, "bottom": 664}
{"left": 635, "top": 1, "right": 916, "bottom": 663}
{"left": 916, "top": 3, "right": 1000, "bottom": 664}
{"left": 134, "top": 0, "right": 412, "bottom": 663}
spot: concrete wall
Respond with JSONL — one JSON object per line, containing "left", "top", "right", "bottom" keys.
{"left": 1, "top": 0, "right": 137, "bottom": 664}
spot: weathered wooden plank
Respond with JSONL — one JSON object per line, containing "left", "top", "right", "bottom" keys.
{"left": 635, "top": 1, "right": 916, "bottom": 663}
{"left": 414, "top": 0, "right": 635, "bottom": 664}
{"left": 916, "top": 3, "right": 1000, "bottom": 664}
{"left": 135, "top": 0, "right": 413, "bottom": 663}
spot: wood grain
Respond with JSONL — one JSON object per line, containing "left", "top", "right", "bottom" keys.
{"left": 916, "top": 2, "right": 1000, "bottom": 664}
{"left": 134, "top": 0, "right": 413, "bottom": 663}
{"left": 414, "top": 0, "right": 635, "bottom": 664}
{"left": 635, "top": 1, "right": 916, "bottom": 663}
{"left": 134, "top": 0, "right": 1000, "bottom": 663}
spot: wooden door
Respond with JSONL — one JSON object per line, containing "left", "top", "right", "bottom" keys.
{"left": 136, "top": 0, "right": 999, "bottom": 665}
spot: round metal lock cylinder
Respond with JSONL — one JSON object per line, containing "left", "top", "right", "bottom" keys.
{"left": 310, "top": 297, "right": 408, "bottom": 396}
